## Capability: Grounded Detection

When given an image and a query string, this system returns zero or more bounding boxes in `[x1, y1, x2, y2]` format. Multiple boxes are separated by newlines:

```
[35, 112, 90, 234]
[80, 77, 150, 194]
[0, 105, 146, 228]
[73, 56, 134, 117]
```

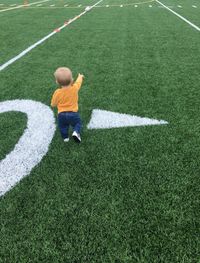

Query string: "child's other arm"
[74, 73, 84, 90]
[51, 91, 58, 107]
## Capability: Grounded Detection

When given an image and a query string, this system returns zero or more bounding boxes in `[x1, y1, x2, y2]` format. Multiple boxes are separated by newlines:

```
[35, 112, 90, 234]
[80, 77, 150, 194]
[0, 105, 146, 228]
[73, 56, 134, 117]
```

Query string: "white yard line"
[0, 0, 103, 72]
[0, 0, 50, 13]
[156, 0, 200, 32]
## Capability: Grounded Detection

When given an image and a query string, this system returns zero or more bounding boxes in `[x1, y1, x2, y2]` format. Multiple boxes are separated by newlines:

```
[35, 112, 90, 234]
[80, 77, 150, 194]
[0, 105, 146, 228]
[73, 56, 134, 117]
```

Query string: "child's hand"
[79, 73, 85, 79]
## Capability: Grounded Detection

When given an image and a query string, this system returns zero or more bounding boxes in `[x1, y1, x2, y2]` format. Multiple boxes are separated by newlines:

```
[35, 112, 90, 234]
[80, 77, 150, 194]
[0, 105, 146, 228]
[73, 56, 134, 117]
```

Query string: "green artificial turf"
[0, 0, 200, 262]
[0, 112, 27, 160]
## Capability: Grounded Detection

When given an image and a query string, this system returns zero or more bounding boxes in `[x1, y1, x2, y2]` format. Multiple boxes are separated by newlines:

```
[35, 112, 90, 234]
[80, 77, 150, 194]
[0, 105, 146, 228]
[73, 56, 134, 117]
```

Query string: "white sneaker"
[64, 138, 69, 142]
[72, 131, 81, 143]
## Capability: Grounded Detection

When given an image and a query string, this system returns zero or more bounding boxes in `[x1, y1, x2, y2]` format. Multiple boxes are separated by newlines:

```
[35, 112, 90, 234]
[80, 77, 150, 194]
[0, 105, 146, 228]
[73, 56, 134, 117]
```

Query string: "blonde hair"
[54, 67, 73, 86]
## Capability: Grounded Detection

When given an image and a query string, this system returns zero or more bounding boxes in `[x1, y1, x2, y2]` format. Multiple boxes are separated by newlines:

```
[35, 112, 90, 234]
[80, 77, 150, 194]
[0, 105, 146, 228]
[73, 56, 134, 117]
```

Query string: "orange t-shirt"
[51, 75, 83, 113]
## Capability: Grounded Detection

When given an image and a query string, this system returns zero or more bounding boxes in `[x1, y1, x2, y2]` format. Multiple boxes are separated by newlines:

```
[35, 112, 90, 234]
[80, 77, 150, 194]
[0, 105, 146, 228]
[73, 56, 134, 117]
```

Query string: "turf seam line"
[0, 0, 103, 72]
[0, 0, 51, 13]
[156, 0, 200, 32]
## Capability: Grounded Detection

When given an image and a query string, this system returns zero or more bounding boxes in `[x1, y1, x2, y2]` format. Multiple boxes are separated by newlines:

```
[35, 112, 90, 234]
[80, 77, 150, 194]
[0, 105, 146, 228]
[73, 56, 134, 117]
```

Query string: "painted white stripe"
[0, 100, 56, 197]
[0, 0, 103, 72]
[10, 4, 17, 6]
[120, 4, 123, 7]
[37, 4, 42, 6]
[0, 31, 56, 71]
[156, 0, 200, 32]
[149, 4, 152, 7]
[0, 0, 50, 13]
[106, 4, 109, 7]
[158, 5, 173, 8]
[135, 5, 138, 7]
[192, 5, 197, 8]
[78, 4, 82, 7]
[177, 5, 182, 8]
[50, 4, 55, 6]
[64, 4, 68, 6]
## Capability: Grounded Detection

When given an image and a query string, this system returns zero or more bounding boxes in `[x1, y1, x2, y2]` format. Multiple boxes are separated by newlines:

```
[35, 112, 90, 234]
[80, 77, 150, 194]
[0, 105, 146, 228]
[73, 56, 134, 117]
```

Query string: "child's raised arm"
[73, 73, 84, 90]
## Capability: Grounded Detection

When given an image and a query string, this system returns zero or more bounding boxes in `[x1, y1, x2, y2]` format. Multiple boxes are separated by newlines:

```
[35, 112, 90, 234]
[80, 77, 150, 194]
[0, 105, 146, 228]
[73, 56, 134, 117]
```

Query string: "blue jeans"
[58, 112, 82, 139]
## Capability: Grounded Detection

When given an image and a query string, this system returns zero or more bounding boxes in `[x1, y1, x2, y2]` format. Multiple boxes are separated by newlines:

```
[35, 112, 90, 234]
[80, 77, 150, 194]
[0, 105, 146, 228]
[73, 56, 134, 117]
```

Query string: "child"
[51, 67, 84, 143]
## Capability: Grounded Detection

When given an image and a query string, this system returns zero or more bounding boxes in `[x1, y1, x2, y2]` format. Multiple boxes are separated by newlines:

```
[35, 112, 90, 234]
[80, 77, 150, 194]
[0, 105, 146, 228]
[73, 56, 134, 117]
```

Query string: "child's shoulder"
[53, 88, 61, 94]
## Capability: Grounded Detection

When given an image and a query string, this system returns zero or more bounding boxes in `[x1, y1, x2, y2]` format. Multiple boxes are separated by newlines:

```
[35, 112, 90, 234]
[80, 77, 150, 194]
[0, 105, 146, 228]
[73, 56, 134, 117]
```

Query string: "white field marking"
[87, 109, 168, 129]
[192, 5, 197, 8]
[0, 0, 103, 72]
[120, 4, 123, 7]
[95, 0, 154, 8]
[10, 4, 17, 6]
[50, 4, 55, 6]
[78, 4, 82, 7]
[156, 0, 200, 32]
[0, 0, 50, 13]
[28, 6, 84, 9]
[64, 4, 68, 6]
[158, 5, 173, 8]
[26, 0, 155, 9]
[149, 4, 152, 7]
[0, 100, 56, 197]
[177, 5, 182, 8]
[37, 4, 42, 6]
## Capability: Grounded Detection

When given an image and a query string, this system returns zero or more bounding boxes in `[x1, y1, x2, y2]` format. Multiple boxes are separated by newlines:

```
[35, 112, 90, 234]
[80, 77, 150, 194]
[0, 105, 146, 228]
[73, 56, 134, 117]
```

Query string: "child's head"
[54, 67, 73, 87]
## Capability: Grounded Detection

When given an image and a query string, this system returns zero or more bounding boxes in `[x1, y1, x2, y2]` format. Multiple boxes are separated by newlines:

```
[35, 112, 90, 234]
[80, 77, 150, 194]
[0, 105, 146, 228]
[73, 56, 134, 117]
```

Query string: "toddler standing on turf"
[51, 67, 84, 143]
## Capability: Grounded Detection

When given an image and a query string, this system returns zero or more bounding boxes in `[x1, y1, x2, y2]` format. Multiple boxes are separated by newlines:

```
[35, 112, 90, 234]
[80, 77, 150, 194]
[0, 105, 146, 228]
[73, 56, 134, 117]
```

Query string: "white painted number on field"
[0, 100, 56, 197]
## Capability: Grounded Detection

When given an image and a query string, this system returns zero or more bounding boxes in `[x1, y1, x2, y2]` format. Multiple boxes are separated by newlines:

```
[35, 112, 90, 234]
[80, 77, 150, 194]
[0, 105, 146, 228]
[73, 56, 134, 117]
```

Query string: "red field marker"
[54, 28, 61, 32]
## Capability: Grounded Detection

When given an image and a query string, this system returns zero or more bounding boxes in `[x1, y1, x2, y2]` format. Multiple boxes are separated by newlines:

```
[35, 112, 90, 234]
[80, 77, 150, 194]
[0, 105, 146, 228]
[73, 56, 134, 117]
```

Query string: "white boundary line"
[156, 0, 200, 32]
[0, 0, 103, 72]
[0, 0, 51, 13]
